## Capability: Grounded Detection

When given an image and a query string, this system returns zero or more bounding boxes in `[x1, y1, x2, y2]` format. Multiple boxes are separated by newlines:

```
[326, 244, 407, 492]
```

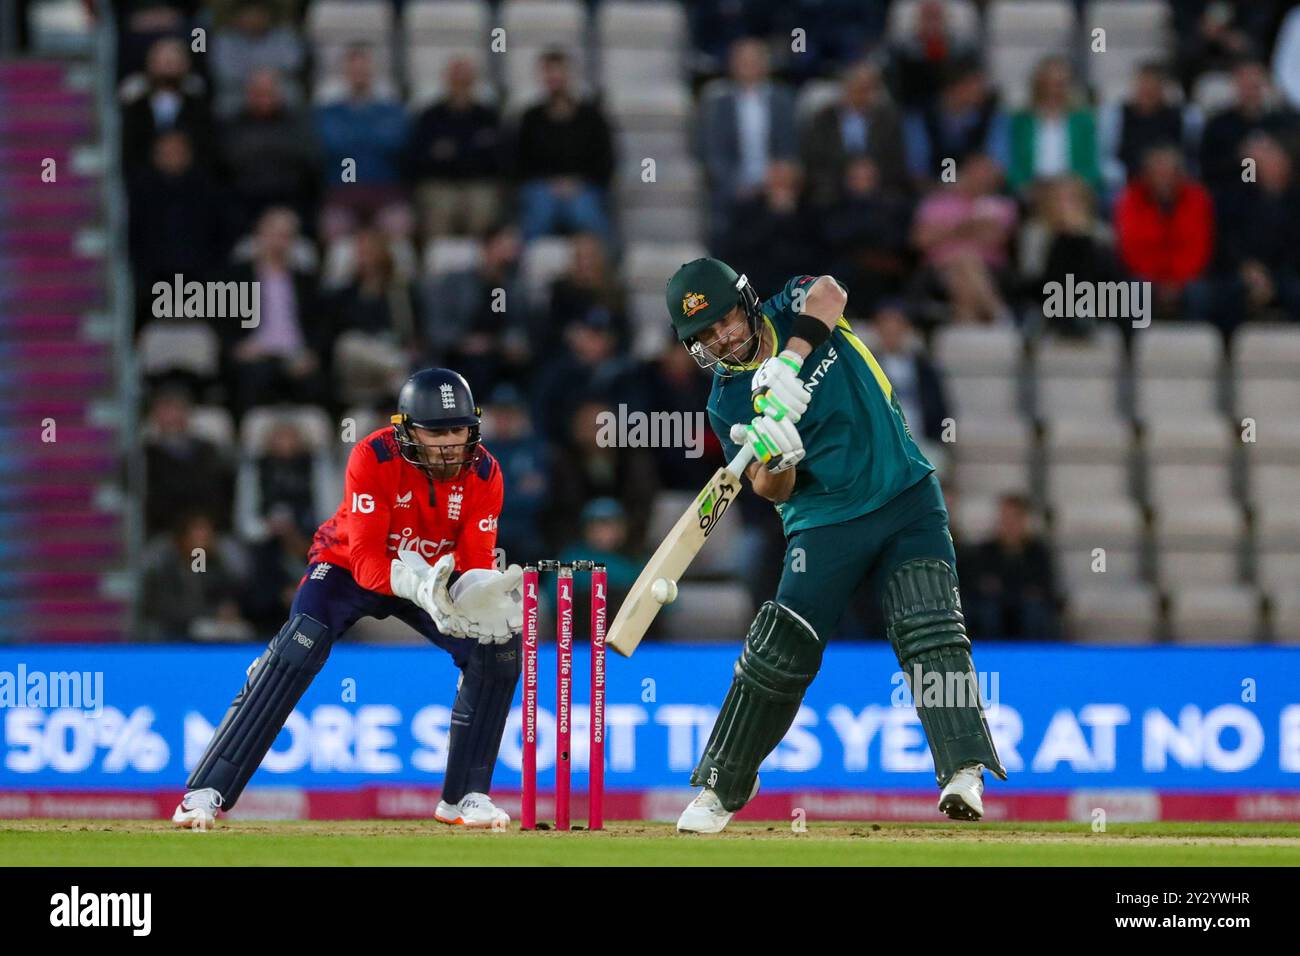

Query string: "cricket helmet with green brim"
[665, 257, 764, 374]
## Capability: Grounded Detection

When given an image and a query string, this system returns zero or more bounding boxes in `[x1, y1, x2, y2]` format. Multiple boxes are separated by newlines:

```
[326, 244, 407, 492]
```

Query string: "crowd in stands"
[120, 0, 1300, 643]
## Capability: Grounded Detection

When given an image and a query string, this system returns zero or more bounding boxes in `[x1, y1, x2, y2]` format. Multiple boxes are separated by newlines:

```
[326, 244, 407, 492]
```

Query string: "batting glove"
[730, 416, 805, 474]
[751, 349, 811, 423]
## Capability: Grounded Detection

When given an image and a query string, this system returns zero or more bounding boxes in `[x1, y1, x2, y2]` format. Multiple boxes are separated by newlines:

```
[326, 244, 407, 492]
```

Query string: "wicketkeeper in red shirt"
[173, 368, 525, 829]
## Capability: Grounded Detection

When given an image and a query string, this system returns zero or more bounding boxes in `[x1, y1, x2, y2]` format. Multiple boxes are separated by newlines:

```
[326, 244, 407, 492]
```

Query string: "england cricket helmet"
[665, 257, 763, 374]
[391, 367, 482, 474]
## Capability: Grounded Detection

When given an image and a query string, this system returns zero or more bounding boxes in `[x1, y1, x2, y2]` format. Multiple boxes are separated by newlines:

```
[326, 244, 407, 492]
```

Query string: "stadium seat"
[947, 373, 1023, 421]
[519, 236, 574, 312]
[1152, 499, 1246, 589]
[986, 0, 1076, 107]
[1191, 70, 1235, 114]
[187, 406, 238, 456]
[659, 581, 753, 641]
[1243, 421, 1300, 508]
[240, 406, 336, 457]
[1066, 583, 1160, 644]
[604, 86, 692, 131]
[951, 419, 1034, 497]
[1132, 322, 1224, 420]
[1269, 589, 1300, 644]
[794, 80, 842, 132]
[1043, 417, 1136, 506]
[1084, 1, 1173, 103]
[333, 332, 410, 407]
[1032, 326, 1125, 423]
[934, 324, 1024, 376]
[887, 1, 982, 46]
[1251, 501, 1300, 591]
[1051, 497, 1146, 590]
[499, 0, 590, 111]
[949, 493, 1000, 543]
[138, 320, 220, 379]
[1233, 324, 1300, 432]
[1166, 585, 1261, 645]
[1143, 416, 1238, 504]
[624, 242, 708, 296]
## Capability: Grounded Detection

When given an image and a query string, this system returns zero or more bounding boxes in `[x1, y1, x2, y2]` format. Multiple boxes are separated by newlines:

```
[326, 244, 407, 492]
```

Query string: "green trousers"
[775, 472, 953, 641]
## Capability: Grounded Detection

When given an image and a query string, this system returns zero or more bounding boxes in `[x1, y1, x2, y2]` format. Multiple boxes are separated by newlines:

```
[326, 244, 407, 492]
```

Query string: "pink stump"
[555, 567, 574, 830]
[521, 565, 539, 830]
[589, 564, 607, 831]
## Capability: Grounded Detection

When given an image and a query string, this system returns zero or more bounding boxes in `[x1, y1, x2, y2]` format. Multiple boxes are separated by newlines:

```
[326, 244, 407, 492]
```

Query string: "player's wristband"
[790, 314, 831, 351]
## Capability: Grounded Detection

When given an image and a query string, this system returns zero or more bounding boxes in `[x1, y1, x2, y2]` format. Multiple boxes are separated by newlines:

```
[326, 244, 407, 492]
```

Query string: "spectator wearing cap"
[964, 494, 1059, 642]
[121, 36, 214, 171]
[314, 44, 409, 227]
[558, 497, 643, 615]
[700, 37, 798, 244]
[511, 49, 616, 244]
[531, 307, 633, 445]
[1006, 56, 1101, 195]
[1114, 145, 1214, 318]
[481, 384, 550, 563]
[405, 56, 504, 240]
[419, 222, 532, 396]
[903, 57, 1010, 186]
[802, 60, 907, 208]
[143, 388, 235, 536]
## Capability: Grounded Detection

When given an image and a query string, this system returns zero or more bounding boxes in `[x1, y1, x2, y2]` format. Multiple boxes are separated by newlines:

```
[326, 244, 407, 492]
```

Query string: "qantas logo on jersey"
[394, 490, 413, 509]
[805, 346, 839, 392]
[387, 527, 455, 559]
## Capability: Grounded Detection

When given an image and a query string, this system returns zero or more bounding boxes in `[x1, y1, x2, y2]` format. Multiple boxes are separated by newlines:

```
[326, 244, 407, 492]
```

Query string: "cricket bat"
[607, 444, 756, 657]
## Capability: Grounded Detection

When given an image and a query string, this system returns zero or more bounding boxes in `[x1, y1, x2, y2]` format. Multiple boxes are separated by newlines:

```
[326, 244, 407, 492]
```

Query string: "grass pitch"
[3, 820, 1300, 866]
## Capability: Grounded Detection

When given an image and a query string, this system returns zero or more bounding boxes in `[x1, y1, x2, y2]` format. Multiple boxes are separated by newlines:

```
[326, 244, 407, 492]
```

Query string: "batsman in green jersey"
[666, 258, 1007, 833]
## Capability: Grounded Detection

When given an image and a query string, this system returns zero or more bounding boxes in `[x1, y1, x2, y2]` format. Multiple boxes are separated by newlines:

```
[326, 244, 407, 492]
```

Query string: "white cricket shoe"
[676, 776, 760, 834]
[172, 787, 222, 829]
[435, 792, 510, 829]
[938, 763, 985, 821]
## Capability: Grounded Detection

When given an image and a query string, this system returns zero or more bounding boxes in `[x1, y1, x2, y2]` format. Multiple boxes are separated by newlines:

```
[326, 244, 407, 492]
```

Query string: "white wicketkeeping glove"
[751, 349, 811, 423]
[731, 416, 805, 474]
[390, 551, 473, 638]
[449, 564, 525, 645]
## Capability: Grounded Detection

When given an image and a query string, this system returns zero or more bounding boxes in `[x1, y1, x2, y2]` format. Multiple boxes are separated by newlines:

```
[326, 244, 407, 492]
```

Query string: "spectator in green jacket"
[1007, 56, 1101, 195]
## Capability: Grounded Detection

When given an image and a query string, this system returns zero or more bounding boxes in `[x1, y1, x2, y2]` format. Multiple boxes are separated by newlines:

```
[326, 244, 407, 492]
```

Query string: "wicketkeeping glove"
[731, 416, 805, 474]
[390, 552, 473, 638]
[448, 564, 525, 645]
[751, 349, 811, 423]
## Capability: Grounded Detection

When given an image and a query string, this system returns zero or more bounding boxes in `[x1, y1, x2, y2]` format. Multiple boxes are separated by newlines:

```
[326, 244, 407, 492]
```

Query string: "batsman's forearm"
[748, 460, 796, 502]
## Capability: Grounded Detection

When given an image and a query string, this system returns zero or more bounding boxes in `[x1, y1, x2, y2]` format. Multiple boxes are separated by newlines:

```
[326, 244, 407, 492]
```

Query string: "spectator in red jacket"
[1114, 144, 1214, 316]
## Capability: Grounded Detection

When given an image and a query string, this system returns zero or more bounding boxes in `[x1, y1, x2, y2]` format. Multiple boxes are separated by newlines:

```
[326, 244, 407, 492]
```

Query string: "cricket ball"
[652, 578, 678, 604]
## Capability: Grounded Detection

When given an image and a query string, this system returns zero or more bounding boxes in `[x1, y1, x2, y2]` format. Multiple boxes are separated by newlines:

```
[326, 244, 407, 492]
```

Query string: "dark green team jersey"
[707, 275, 935, 534]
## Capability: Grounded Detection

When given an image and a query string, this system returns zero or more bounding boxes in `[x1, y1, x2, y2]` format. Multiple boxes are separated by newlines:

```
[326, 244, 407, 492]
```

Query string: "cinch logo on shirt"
[387, 528, 455, 559]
